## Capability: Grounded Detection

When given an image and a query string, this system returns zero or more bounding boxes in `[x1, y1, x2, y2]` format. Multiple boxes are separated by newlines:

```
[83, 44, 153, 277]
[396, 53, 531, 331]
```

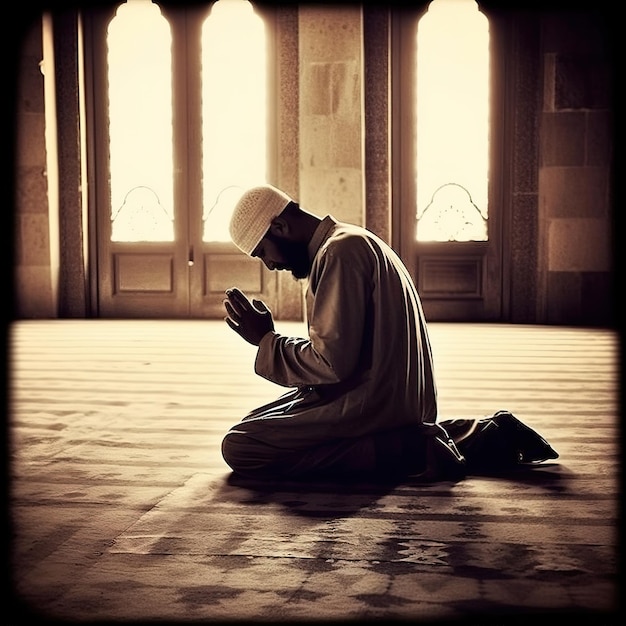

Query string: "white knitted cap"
[229, 184, 293, 255]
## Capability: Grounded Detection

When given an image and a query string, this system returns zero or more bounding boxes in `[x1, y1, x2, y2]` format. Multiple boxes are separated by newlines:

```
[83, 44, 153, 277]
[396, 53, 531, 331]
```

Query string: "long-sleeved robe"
[222, 216, 438, 477]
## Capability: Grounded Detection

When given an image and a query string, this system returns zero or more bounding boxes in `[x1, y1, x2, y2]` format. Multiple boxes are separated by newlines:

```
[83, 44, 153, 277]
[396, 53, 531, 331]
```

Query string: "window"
[201, 0, 268, 241]
[107, 0, 174, 242]
[105, 0, 268, 243]
[415, 0, 489, 242]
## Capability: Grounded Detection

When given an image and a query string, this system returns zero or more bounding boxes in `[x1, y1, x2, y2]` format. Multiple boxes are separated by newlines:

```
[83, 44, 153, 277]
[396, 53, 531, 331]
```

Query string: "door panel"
[416, 241, 501, 321]
[189, 243, 278, 318]
[98, 242, 189, 318]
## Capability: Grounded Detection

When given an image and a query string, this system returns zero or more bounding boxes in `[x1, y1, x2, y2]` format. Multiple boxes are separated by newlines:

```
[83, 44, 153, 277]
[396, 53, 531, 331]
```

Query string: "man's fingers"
[252, 299, 271, 315]
[225, 288, 251, 314]
[224, 316, 241, 334]
[226, 287, 248, 304]
[223, 299, 240, 321]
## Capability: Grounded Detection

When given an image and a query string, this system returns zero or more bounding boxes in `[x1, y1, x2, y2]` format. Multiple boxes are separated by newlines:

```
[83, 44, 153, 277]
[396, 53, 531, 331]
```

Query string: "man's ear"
[268, 216, 289, 238]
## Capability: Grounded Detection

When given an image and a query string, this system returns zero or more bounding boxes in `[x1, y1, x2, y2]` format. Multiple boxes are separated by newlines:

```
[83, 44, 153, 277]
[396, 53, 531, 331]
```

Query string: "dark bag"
[458, 410, 559, 472]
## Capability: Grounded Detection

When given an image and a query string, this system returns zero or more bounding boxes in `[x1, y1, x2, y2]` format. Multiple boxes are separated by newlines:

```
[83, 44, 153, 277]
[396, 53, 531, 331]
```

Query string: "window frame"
[390, 3, 511, 321]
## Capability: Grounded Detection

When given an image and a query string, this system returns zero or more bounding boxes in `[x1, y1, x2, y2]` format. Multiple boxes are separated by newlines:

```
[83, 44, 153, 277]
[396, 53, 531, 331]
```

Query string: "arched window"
[415, 0, 489, 242]
[92, 0, 279, 318]
[201, 0, 268, 241]
[107, 0, 174, 241]
[105, 0, 268, 243]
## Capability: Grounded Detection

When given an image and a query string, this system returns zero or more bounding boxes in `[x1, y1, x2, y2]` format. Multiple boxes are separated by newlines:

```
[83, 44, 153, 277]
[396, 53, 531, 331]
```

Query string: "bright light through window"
[107, 0, 174, 242]
[202, 0, 267, 242]
[416, 0, 489, 242]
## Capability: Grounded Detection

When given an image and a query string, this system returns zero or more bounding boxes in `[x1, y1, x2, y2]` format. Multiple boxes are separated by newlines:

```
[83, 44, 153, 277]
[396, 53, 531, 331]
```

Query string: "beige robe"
[234, 216, 438, 456]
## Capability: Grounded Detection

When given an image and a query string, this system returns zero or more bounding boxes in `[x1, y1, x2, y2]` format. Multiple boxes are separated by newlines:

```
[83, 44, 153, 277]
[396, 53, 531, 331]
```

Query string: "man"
[221, 184, 558, 481]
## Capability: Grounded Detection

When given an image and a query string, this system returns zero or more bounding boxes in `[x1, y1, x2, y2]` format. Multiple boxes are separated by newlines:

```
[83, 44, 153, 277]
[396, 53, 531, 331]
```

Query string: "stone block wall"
[14, 17, 58, 318]
[538, 11, 613, 325]
[298, 5, 363, 226]
[12, 5, 614, 325]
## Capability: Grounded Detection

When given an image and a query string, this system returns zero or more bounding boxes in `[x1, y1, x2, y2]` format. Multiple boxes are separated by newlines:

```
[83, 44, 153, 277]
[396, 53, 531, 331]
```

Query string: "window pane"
[201, 0, 267, 242]
[416, 0, 489, 242]
[107, 0, 174, 242]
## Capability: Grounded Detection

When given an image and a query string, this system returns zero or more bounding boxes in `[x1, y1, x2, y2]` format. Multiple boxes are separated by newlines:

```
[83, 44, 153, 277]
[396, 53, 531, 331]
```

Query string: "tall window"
[107, 0, 174, 242]
[105, 0, 268, 243]
[201, 0, 268, 241]
[416, 0, 489, 242]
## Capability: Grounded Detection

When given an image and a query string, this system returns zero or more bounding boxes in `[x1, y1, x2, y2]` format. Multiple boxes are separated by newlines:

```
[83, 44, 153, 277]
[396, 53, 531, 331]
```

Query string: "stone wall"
[12, 5, 615, 325]
[14, 17, 57, 318]
[298, 5, 363, 226]
[538, 11, 613, 325]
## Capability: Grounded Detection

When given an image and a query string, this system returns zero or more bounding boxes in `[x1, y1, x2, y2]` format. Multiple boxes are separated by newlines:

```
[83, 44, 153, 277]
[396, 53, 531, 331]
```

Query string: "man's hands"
[223, 287, 275, 346]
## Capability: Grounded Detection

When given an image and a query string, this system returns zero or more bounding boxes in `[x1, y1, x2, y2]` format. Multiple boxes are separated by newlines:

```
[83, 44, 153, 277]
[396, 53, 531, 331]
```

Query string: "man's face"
[251, 232, 310, 280]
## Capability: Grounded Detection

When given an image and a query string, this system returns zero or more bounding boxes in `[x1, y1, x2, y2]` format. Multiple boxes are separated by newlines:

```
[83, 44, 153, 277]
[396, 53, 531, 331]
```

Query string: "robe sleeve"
[254, 237, 373, 388]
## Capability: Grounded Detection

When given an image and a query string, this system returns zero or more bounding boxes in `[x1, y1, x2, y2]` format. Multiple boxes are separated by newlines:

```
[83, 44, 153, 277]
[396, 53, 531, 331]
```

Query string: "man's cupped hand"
[223, 287, 275, 346]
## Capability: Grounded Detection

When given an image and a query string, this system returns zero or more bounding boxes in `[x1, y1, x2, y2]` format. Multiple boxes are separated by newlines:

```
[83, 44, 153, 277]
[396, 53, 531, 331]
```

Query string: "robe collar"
[307, 215, 338, 264]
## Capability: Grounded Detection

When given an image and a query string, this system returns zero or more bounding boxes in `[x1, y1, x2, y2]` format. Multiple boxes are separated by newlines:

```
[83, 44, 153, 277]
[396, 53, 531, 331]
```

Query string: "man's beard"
[272, 236, 310, 280]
